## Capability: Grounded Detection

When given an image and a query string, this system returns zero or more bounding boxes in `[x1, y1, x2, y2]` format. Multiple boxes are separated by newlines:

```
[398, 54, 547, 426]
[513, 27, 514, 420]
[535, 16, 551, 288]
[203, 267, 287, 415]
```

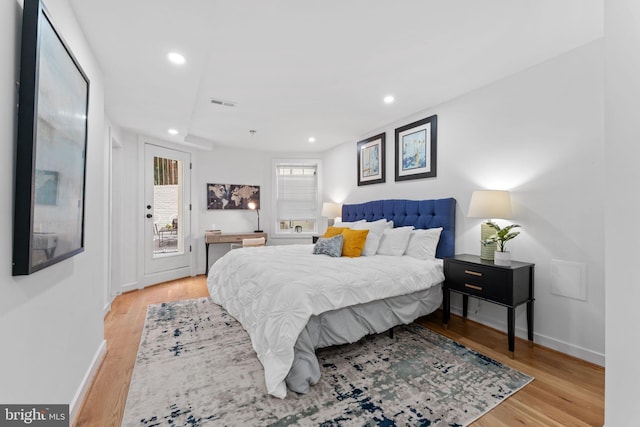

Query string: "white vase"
[494, 251, 511, 266]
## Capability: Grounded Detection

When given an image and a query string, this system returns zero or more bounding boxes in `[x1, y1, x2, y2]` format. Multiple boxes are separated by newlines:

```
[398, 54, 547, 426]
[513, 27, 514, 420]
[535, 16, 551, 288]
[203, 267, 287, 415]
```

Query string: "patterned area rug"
[122, 298, 532, 427]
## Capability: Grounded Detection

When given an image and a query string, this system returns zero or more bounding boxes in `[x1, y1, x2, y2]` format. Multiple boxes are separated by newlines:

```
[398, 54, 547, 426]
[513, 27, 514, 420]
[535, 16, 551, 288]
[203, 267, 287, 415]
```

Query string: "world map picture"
[207, 183, 260, 210]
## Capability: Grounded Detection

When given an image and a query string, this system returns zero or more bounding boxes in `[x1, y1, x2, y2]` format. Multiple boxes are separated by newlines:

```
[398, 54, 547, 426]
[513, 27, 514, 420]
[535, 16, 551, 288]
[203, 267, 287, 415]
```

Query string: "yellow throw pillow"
[341, 228, 369, 257]
[323, 226, 348, 238]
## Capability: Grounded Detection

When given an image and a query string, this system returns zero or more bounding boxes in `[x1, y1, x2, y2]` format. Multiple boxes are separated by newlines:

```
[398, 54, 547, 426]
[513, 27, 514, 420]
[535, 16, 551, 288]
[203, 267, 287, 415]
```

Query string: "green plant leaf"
[485, 221, 500, 231]
[480, 223, 521, 251]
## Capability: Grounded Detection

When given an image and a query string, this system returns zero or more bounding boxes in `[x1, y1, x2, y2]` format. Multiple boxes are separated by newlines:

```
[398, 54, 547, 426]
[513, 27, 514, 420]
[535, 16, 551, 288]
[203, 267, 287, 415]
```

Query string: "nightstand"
[443, 254, 535, 358]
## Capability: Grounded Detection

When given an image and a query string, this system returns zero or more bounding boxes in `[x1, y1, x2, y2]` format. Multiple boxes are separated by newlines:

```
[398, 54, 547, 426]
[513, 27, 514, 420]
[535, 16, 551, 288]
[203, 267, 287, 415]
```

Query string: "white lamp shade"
[321, 202, 341, 218]
[467, 190, 512, 219]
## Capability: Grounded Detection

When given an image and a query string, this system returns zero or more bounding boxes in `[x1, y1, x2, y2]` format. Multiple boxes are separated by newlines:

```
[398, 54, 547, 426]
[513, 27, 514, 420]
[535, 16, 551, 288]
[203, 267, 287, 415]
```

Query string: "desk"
[205, 231, 268, 275]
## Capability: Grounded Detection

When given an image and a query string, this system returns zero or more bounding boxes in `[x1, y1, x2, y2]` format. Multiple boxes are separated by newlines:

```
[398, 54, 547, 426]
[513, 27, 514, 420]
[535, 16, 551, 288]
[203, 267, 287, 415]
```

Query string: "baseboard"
[449, 305, 605, 367]
[532, 331, 605, 366]
[103, 301, 112, 318]
[69, 339, 107, 426]
[119, 281, 140, 294]
[140, 267, 191, 288]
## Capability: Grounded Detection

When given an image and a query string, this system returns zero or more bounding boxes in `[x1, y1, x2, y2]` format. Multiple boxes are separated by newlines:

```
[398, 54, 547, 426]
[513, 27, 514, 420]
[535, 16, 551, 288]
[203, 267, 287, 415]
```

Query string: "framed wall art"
[357, 133, 385, 186]
[13, 0, 90, 275]
[207, 183, 260, 209]
[394, 115, 437, 182]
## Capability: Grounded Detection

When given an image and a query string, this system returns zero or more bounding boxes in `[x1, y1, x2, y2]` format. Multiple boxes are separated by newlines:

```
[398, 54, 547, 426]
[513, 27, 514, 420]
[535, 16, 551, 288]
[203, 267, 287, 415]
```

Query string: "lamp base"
[480, 222, 496, 260]
[254, 230, 263, 233]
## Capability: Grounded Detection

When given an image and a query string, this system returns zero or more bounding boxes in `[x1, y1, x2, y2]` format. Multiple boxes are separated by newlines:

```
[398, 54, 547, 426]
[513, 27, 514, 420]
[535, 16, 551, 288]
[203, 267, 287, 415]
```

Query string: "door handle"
[146, 213, 153, 219]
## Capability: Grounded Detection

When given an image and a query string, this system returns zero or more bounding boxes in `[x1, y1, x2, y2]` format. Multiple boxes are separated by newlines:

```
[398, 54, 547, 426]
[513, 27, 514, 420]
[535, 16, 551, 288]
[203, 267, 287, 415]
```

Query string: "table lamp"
[467, 190, 512, 260]
[247, 201, 262, 232]
[321, 202, 341, 226]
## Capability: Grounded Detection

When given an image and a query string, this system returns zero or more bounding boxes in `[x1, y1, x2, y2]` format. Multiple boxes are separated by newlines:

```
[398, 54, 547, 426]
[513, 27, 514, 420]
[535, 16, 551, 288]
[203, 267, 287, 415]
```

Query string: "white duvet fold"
[206, 243, 444, 398]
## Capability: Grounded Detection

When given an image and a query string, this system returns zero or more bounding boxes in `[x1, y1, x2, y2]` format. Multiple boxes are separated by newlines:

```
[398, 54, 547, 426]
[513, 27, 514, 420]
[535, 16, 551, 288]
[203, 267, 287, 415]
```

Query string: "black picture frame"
[357, 133, 386, 186]
[13, 0, 90, 275]
[206, 183, 260, 209]
[394, 115, 437, 182]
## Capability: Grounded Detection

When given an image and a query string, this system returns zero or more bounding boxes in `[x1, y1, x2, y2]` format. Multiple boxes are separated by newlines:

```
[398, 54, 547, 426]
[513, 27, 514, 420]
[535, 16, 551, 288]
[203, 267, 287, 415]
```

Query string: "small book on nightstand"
[206, 229, 221, 233]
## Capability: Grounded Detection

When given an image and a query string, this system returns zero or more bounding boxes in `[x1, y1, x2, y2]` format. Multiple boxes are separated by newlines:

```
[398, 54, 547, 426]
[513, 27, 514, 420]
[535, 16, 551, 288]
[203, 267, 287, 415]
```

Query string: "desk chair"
[230, 237, 266, 250]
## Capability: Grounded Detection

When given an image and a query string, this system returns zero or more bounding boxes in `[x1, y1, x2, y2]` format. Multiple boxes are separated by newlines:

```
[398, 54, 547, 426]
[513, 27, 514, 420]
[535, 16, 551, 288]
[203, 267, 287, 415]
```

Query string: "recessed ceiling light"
[308, 137, 316, 143]
[168, 128, 179, 135]
[384, 95, 395, 104]
[167, 52, 186, 65]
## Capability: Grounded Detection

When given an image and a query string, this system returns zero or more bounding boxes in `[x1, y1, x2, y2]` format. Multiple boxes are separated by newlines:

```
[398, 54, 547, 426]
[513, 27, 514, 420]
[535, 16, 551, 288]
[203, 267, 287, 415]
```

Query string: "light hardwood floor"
[74, 276, 604, 427]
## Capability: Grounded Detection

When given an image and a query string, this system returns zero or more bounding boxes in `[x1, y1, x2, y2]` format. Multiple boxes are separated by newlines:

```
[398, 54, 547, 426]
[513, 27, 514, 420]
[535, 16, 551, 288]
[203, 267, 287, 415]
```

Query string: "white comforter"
[207, 244, 444, 398]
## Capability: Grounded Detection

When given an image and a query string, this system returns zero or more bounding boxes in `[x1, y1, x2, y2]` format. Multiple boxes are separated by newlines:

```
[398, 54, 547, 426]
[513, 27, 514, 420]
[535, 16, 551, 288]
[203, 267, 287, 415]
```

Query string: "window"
[275, 161, 319, 234]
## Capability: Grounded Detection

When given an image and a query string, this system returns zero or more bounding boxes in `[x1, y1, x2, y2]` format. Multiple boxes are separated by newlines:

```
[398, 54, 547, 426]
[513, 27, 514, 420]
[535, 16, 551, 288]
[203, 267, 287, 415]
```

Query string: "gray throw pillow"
[312, 234, 344, 257]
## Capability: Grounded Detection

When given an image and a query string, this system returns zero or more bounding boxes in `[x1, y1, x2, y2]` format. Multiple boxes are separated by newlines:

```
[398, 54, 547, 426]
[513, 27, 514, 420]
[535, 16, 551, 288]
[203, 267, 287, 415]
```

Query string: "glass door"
[144, 144, 191, 275]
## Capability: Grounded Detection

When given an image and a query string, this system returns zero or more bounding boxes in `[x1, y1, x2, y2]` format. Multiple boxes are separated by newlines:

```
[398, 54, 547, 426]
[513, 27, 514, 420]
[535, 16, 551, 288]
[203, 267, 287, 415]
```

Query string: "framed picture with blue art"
[394, 115, 437, 182]
[357, 133, 385, 186]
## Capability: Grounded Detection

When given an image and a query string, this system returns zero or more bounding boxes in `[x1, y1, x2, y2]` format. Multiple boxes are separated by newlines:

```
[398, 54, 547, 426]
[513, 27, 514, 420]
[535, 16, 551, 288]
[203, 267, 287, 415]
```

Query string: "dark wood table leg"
[462, 294, 469, 319]
[527, 266, 535, 347]
[527, 299, 534, 347]
[508, 307, 515, 358]
[443, 286, 450, 328]
[205, 243, 210, 276]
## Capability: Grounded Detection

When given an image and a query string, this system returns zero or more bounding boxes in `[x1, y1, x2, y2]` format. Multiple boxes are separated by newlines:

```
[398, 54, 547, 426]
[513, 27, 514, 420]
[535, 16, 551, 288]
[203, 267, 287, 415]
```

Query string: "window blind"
[276, 164, 317, 220]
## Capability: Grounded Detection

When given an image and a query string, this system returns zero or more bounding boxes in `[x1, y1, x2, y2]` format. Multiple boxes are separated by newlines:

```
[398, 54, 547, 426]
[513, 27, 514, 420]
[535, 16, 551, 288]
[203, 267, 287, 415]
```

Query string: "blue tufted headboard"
[341, 198, 456, 259]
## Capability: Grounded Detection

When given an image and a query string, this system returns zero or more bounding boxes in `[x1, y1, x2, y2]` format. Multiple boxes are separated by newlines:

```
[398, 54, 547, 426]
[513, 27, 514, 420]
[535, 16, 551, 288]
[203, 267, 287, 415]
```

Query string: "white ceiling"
[68, 0, 603, 152]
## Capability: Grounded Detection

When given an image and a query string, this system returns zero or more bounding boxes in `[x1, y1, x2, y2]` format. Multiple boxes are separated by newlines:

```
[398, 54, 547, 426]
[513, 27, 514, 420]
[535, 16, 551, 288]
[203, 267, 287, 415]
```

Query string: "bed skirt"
[286, 284, 443, 394]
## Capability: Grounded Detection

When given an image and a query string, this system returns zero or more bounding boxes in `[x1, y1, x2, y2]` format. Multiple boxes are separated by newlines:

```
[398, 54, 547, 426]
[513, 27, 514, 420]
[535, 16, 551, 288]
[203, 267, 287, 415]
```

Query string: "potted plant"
[482, 221, 521, 265]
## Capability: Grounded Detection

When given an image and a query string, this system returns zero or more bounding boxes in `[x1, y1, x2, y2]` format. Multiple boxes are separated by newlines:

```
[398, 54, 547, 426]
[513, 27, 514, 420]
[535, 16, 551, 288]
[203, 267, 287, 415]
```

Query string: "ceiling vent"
[210, 98, 236, 107]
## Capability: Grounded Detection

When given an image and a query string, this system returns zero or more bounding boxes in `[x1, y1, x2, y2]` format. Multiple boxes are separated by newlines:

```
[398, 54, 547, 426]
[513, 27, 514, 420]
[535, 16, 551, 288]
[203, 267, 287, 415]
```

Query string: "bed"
[207, 198, 456, 398]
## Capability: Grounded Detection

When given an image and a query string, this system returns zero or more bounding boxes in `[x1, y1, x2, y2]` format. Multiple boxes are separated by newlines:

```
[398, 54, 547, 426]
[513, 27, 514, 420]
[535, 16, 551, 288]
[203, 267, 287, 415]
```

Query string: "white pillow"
[332, 219, 366, 228]
[376, 226, 414, 256]
[353, 219, 388, 256]
[385, 220, 394, 229]
[405, 228, 443, 260]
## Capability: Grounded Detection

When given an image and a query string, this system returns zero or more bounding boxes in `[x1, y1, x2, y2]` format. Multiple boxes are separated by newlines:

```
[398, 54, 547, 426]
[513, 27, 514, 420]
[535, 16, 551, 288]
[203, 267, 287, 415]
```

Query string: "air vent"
[210, 97, 236, 107]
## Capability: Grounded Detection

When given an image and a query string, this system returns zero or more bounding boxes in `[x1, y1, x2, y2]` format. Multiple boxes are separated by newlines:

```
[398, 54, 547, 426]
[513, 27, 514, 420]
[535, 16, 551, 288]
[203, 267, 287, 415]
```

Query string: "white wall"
[194, 146, 271, 273]
[116, 130, 139, 289]
[108, 121, 124, 306]
[0, 0, 107, 418]
[604, 0, 640, 424]
[324, 40, 605, 365]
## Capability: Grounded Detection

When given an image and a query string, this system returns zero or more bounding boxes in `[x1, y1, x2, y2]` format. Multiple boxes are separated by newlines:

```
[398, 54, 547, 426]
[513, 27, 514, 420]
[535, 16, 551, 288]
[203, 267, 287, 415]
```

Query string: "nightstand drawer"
[446, 262, 509, 302]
